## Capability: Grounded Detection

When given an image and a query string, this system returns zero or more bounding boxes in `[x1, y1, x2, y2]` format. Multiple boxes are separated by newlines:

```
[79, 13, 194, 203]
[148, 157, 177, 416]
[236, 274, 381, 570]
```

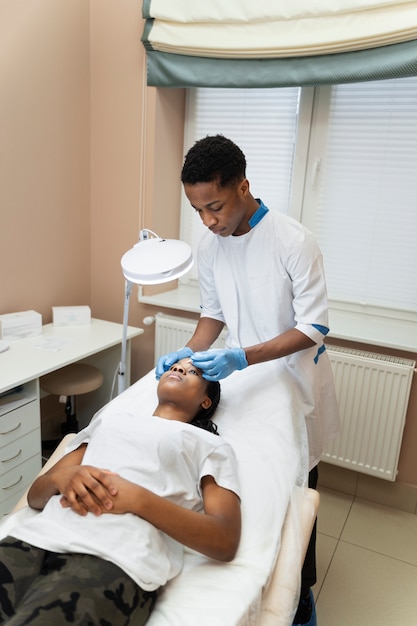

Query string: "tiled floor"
[314, 487, 417, 625]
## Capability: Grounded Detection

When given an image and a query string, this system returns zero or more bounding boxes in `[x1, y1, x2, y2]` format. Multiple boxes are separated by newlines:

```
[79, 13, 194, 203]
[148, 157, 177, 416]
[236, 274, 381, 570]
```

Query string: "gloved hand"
[191, 348, 248, 381]
[155, 347, 193, 380]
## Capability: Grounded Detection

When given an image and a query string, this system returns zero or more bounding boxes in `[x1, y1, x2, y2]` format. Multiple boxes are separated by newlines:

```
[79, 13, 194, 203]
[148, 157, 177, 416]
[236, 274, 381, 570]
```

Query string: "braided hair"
[191, 380, 221, 436]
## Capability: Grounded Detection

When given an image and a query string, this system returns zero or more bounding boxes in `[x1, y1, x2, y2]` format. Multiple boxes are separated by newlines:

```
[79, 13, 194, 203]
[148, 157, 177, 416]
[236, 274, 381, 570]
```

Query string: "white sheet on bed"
[0, 361, 308, 626]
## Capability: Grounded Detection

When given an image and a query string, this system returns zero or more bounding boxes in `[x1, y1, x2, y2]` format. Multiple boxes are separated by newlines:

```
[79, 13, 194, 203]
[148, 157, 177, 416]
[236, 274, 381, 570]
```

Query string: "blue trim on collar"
[248, 200, 269, 228]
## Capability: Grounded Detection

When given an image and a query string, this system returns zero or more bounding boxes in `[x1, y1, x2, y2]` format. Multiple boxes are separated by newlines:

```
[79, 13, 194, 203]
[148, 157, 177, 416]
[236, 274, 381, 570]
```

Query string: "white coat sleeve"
[286, 226, 330, 345]
[197, 232, 226, 324]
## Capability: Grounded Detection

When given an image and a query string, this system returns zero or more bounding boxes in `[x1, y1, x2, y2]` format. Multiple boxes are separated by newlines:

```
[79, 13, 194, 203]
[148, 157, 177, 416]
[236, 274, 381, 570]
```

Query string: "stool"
[41, 363, 104, 436]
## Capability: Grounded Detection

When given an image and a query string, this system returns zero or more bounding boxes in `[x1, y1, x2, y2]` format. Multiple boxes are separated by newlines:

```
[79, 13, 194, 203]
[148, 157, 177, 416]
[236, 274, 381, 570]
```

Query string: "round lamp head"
[121, 237, 193, 285]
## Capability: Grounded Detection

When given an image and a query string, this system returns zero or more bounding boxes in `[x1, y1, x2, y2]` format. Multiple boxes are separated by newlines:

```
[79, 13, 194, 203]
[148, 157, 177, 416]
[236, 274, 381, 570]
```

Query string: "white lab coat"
[197, 206, 339, 469]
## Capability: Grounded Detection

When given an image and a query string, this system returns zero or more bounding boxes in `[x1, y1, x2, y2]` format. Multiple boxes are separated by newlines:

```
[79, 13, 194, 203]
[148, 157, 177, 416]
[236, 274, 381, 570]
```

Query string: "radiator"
[154, 314, 415, 481]
[324, 345, 415, 481]
[154, 313, 226, 361]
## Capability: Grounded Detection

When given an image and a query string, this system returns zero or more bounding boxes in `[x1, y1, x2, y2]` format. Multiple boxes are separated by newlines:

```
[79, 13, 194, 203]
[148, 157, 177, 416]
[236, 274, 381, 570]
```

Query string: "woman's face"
[157, 359, 212, 417]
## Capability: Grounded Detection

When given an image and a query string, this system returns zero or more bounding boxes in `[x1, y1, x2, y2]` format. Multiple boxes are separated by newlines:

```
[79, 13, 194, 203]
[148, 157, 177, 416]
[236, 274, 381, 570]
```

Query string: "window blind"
[181, 80, 417, 318]
[143, 0, 417, 57]
[310, 77, 417, 312]
[142, 0, 417, 87]
[180, 87, 300, 281]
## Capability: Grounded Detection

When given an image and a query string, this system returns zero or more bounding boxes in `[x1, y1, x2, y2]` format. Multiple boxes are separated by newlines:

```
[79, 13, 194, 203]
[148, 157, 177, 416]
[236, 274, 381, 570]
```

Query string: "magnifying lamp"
[118, 229, 193, 394]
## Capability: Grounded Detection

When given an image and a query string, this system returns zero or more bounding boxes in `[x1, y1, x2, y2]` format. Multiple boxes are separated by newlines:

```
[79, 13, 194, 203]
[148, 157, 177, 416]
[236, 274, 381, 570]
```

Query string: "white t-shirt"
[10, 412, 240, 591]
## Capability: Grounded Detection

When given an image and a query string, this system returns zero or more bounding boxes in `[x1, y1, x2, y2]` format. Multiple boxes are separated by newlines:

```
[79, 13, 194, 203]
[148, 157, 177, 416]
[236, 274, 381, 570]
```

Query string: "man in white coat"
[156, 135, 339, 626]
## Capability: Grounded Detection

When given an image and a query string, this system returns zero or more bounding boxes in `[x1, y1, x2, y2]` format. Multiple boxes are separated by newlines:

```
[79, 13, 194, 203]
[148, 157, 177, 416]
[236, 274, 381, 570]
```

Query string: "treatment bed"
[1, 361, 319, 626]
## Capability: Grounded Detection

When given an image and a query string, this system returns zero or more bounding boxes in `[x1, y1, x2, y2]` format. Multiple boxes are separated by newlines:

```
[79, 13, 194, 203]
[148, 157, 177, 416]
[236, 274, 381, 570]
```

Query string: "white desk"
[0, 319, 143, 515]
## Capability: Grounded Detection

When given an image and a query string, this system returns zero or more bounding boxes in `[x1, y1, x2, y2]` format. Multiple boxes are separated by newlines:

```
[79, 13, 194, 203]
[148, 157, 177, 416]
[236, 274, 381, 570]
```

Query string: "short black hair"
[191, 380, 221, 436]
[181, 135, 246, 188]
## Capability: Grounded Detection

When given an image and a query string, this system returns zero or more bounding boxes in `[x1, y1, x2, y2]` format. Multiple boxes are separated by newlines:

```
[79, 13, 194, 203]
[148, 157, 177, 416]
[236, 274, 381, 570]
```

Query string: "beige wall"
[0, 0, 90, 317]
[89, 0, 145, 378]
[89, 0, 186, 380]
[0, 0, 185, 382]
[1, 0, 416, 488]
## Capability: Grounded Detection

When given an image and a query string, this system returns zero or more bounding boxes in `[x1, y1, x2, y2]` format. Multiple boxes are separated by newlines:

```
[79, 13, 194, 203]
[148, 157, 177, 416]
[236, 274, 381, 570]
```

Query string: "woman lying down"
[0, 359, 241, 625]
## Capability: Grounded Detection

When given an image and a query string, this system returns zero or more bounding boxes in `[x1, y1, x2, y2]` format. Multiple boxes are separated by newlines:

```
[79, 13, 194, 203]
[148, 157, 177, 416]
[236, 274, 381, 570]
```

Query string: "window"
[303, 80, 417, 314]
[180, 87, 301, 282]
[175, 79, 417, 349]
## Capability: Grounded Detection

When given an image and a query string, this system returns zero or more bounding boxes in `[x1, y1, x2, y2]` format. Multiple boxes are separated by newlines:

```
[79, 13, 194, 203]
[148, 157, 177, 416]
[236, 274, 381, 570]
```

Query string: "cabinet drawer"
[0, 487, 27, 518]
[0, 455, 42, 511]
[0, 430, 41, 476]
[0, 401, 39, 448]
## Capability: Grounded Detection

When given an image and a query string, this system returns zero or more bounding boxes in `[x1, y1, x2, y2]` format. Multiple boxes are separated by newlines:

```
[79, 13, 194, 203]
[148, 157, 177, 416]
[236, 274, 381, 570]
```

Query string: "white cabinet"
[0, 381, 42, 517]
[0, 320, 143, 519]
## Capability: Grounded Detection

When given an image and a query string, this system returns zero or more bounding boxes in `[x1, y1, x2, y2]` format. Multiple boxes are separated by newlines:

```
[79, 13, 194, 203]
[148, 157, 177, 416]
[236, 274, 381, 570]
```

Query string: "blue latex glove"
[155, 347, 193, 380]
[191, 348, 248, 381]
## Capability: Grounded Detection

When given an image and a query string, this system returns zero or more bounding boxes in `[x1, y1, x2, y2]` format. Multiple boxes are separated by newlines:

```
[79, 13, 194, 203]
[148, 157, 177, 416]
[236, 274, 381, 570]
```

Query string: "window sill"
[328, 303, 417, 354]
[139, 283, 201, 314]
[139, 285, 417, 354]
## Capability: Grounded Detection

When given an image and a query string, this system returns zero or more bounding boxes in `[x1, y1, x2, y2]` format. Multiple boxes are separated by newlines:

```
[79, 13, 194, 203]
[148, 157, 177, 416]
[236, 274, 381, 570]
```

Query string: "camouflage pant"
[0, 537, 157, 625]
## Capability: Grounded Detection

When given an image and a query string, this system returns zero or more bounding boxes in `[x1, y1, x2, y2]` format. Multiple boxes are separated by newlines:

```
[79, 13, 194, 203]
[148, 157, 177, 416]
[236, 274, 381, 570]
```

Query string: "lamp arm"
[118, 280, 133, 394]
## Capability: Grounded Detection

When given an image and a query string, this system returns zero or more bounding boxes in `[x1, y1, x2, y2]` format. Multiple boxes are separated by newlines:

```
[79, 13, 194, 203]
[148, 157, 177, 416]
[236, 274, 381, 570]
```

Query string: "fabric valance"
[141, 0, 417, 87]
